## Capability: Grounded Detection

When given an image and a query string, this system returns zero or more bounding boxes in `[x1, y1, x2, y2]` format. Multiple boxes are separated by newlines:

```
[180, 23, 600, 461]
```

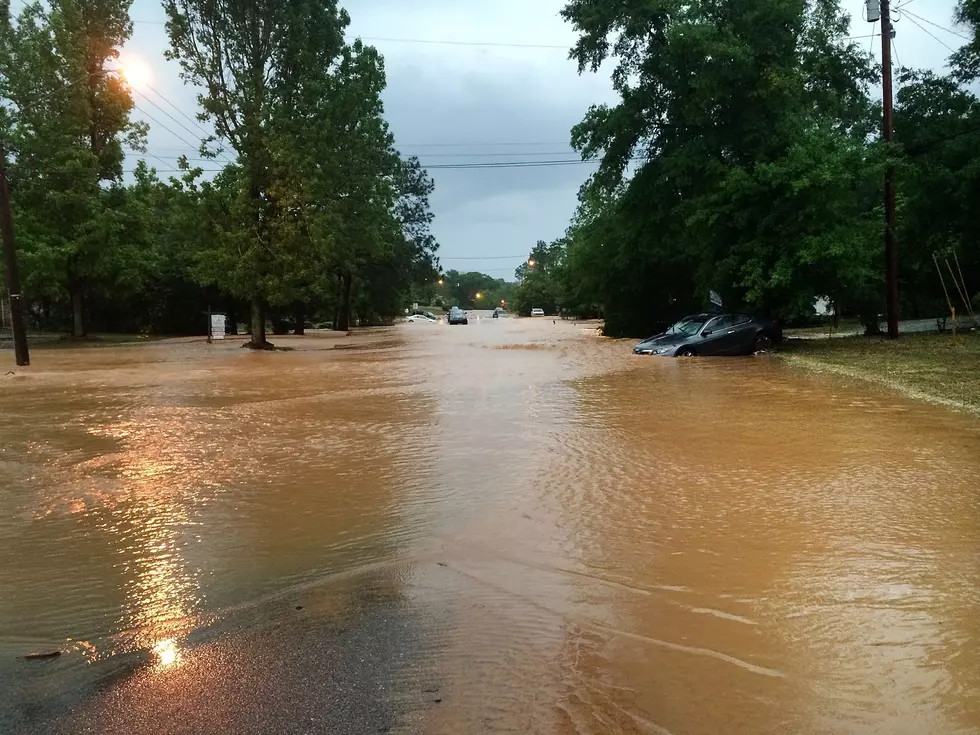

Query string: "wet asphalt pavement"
[5, 567, 441, 734]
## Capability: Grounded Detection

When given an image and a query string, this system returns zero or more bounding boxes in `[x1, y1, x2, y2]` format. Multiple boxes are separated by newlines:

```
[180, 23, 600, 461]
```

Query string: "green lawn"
[783, 319, 863, 338]
[6, 332, 167, 348]
[781, 331, 980, 414]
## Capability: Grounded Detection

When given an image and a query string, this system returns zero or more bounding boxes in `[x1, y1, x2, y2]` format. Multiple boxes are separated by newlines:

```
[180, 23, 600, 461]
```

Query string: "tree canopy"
[1, 0, 438, 343]
[518, 0, 979, 336]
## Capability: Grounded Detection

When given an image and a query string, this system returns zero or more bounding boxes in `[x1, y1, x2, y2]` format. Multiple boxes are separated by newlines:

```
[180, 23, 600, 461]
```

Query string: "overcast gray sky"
[115, 0, 968, 280]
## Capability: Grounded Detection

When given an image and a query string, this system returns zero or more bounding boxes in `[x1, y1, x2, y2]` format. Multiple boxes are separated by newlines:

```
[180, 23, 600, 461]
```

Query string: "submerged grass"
[781, 331, 980, 414]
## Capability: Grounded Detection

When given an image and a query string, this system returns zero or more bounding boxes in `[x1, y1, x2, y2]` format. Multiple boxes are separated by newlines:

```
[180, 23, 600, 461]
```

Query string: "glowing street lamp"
[438, 279, 444, 286]
[475, 292, 483, 300]
[527, 259, 536, 267]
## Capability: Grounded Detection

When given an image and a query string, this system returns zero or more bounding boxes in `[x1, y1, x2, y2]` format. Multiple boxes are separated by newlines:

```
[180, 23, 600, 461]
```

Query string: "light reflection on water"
[1, 322, 980, 734]
[152, 638, 180, 668]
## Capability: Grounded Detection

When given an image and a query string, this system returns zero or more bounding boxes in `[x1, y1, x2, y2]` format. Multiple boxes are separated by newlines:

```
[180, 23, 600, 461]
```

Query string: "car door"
[697, 316, 734, 355]
[702, 314, 739, 355]
[727, 314, 759, 354]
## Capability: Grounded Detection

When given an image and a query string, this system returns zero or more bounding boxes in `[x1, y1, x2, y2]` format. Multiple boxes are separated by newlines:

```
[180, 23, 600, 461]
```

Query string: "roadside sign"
[210, 313, 226, 340]
[709, 290, 723, 309]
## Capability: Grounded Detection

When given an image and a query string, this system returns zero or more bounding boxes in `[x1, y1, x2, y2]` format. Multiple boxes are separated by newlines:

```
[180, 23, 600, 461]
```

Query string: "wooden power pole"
[880, 0, 900, 339]
[0, 144, 31, 366]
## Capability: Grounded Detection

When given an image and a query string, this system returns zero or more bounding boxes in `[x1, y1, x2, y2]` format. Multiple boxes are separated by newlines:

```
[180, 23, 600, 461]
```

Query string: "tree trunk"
[336, 272, 353, 332]
[270, 309, 290, 335]
[70, 283, 86, 338]
[861, 310, 882, 335]
[248, 296, 271, 349]
[293, 303, 305, 335]
[226, 304, 238, 335]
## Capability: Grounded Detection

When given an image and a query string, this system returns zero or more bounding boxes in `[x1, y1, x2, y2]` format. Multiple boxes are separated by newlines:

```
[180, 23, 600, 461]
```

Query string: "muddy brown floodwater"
[2, 316, 980, 734]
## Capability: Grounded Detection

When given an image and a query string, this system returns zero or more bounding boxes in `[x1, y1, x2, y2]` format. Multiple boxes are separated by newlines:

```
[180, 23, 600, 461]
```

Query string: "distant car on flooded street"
[530, 308, 545, 317]
[633, 313, 782, 357]
[448, 306, 469, 325]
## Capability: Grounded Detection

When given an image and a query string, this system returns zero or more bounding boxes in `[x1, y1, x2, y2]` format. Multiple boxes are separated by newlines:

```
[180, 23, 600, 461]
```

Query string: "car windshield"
[666, 318, 707, 336]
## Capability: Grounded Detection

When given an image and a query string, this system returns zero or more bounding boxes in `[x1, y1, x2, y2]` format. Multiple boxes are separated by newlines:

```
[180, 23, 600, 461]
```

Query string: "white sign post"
[210, 313, 226, 340]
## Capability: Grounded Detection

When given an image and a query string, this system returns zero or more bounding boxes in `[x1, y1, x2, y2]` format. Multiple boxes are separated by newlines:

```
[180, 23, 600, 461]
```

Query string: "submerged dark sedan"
[633, 313, 782, 357]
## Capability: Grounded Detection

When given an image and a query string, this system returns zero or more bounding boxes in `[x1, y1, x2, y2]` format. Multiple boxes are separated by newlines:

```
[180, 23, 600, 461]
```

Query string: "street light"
[475, 292, 483, 300]
[438, 279, 444, 286]
[527, 259, 536, 267]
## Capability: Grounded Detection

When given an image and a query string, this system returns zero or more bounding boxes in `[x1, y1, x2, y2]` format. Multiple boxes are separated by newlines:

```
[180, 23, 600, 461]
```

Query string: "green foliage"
[1, 0, 437, 340]
[553, 0, 977, 336]
[894, 69, 980, 317]
[437, 270, 511, 310]
[512, 240, 563, 316]
[3, 0, 146, 337]
[953, 0, 980, 80]
[162, 2, 438, 338]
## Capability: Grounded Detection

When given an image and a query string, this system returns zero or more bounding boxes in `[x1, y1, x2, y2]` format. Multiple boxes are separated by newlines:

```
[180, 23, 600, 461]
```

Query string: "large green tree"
[3, 0, 146, 337]
[954, 0, 980, 80]
[558, 0, 878, 336]
[894, 69, 980, 317]
[513, 240, 564, 316]
[162, 0, 351, 347]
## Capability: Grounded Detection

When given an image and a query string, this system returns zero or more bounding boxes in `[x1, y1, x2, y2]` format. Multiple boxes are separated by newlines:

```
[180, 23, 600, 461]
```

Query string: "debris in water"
[22, 651, 61, 660]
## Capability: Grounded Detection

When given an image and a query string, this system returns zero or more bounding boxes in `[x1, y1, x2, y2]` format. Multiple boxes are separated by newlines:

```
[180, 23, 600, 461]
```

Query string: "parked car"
[448, 306, 468, 325]
[530, 308, 545, 317]
[633, 313, 782, 357]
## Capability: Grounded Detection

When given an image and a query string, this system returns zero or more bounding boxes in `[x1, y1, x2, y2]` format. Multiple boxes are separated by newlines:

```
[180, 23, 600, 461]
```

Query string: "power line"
[906, 123, 980, 155]
[121, 157, 601, 174]
[132, 89, 204, 146]
[121, 157, 602, 173]
[131, 101, 204, 151]
[128, 19, 879, 49]
[134, 140, 572, 151]
[899, 8, 971, 41]
[427, 159, 602, 169]
[137, 153, 219, 163]
[398, 141, 570, 148]
[142, 150, 180, 172]
[901, 13, 956, 52]
[440, 255, 527, 260]
[131, 87, 236, 164]
[376, 150, 579, 158]
[128, 124, 980, 171]
[357, 35, 571, 50]
[126, 19, 576, 48]
[144, 83, 213, 137]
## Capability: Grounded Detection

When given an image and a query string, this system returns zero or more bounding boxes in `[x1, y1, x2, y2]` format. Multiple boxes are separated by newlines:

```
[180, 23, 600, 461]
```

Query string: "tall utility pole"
[0, 144, 30, 366]
[880, 0, 900, 339]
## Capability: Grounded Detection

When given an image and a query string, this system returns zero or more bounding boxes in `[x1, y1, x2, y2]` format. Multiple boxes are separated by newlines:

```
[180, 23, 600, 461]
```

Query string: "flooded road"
[2, 316, 980, 734]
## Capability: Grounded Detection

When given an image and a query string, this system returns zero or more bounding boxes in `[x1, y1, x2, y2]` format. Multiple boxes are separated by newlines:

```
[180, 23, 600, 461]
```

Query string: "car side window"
[702, 317, 721, 333]
[705, 316, 733, 332]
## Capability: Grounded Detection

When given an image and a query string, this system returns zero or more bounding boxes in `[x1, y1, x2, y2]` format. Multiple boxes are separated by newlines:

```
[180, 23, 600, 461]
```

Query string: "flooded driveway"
[2, 317, 979, 734]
